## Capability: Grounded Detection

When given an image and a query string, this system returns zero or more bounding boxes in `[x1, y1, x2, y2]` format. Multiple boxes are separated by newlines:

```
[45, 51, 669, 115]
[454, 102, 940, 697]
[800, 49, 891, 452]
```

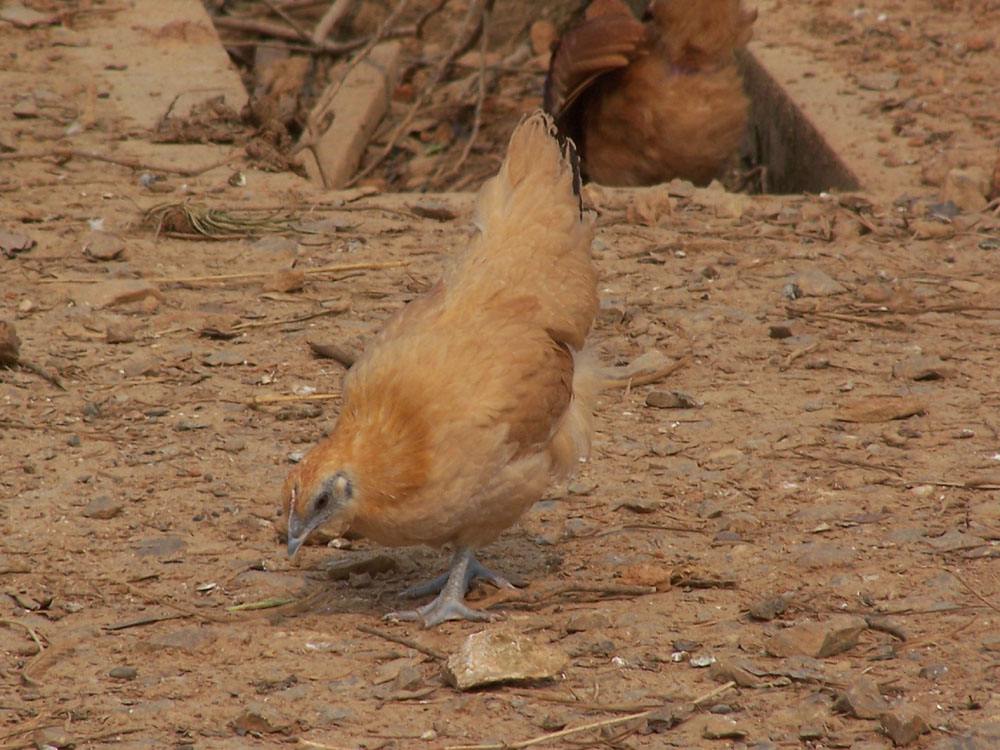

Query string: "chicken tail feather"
[543, 8, 647, 122]
[476, 110, 587, 229]
[467, 109, 598, 353]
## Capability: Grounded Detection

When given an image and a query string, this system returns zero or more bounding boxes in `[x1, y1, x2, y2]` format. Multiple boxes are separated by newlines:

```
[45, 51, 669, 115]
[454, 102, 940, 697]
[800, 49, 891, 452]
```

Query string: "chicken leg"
[386, 547, 514, 627]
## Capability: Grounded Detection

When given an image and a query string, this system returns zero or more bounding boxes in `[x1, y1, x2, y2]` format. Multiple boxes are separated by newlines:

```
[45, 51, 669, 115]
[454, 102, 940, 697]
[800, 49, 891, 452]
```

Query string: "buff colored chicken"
[545, 0, 757, 186]
[281, 111, 599, 627]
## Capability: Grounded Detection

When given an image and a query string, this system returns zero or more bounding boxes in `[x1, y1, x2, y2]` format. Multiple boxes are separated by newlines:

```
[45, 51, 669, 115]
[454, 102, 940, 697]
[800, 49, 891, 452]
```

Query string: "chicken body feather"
[282, 112, 599, 624]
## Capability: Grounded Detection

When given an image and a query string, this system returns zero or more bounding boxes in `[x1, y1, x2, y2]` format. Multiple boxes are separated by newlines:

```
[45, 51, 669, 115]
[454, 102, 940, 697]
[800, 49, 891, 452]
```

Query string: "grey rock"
[275, 403, 323, 421]
[203, 350, 246, 367]
[766, 615, 867, 658]
[565, 612, 610, 633]
[748, 595, 788, 621]
[120, 352, 160, 378]
[789, 268, 846, 297]
[82, 495, 122, 519]
[833, 676, 890, 719]
[83, 231, 126, 261]
[918, 662, 949, 681]
[314, 705, 354, 725]
[134, 535, 187, 558]
[645, 390, 701, 409]
[701, 715, 749, 739]
[857, 72, 900, 91]
[881, 707, 930, 746]
[232, 701, 292, 735]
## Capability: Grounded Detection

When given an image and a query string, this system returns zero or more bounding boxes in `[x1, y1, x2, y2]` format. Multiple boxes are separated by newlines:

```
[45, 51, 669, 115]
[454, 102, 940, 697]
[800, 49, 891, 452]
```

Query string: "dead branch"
[44, 260, 407, 285]
[308, 340, 357, 367]
[0, 148, 239, 177]
[445, 682, 736, 750]
[414, 0, 448, 38]
[214, 14, 367, 54]
[260, 0, 314, 43]
[312, 0, 356, 44]
[432, 4, 490, 188]
[249, 392, 340, 407]
[356, 624, 446, 661]
[944, 567, 1000, 614]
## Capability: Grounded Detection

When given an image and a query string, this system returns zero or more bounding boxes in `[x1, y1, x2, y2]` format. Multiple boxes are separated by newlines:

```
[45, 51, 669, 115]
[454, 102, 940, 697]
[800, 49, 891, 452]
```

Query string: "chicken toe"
[385, 596, 496, 628]
[400, 549, 515, 599]
[386, 547, 508, 627]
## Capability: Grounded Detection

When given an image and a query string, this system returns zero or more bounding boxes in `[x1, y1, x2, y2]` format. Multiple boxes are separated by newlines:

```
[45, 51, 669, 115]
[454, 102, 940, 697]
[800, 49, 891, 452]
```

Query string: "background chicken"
[544, 0, 757, 187]
[282, 111, 599, 627]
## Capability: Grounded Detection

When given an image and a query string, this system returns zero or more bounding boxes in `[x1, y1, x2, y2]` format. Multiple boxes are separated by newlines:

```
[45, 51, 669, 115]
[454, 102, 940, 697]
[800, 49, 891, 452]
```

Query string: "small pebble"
[918, 662, 948, 681]
[109, 666, 138, 680]
[82, 495, 123, 520]
[690, 654, 716, 668]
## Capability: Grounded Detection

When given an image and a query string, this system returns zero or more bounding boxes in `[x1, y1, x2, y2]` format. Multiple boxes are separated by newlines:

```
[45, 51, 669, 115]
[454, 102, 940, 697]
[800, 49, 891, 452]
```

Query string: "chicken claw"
[400, 548, 514, 599]
[386, 547, 511, 627]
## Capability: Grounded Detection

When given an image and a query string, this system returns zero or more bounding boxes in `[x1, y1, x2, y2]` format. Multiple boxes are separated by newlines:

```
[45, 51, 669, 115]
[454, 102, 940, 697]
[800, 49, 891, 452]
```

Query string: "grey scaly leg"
[385, 547, 513, 627]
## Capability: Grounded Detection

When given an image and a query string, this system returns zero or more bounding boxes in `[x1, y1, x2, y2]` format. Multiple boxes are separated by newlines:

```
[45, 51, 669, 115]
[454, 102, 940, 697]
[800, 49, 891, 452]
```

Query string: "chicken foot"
[386, 547, 513, 627]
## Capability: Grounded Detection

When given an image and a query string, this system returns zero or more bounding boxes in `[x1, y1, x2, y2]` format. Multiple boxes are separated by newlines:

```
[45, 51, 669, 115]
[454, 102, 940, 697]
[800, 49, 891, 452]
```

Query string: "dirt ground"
[2, 1, 999, 749]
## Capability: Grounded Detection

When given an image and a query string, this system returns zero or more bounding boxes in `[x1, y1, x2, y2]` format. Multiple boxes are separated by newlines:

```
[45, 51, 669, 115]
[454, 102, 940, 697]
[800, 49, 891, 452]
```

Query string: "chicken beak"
[286, 511, 307, 558]
[287, 534, 305, 558]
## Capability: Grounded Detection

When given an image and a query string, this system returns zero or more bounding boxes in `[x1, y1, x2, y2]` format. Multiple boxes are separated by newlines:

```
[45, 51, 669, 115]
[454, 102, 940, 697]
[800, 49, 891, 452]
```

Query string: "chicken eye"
[314, 491, 331, 512]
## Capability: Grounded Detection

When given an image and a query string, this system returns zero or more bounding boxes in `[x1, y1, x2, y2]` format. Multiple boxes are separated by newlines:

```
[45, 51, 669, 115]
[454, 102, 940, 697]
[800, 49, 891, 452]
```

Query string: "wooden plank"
[299, 42, 403, 189]
[741, 43, 920, 196]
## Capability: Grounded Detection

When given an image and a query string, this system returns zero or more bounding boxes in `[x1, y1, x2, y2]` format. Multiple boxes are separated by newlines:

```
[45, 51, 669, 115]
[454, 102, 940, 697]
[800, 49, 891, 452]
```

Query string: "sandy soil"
[1, 2, 999, 749]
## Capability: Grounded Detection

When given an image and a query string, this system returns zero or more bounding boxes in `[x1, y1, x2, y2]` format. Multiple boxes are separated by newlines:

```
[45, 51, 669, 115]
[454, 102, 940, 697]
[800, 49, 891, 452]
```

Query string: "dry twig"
[414, 0, 448, 37]
[0, 727, 142, 750]
[231, 305, 349, 331]
[0, 147, 237, 177]
[44, 260, 406, 286]
[249, 392, 340, 407]
[308, 340, 358, 367]
[0, 620, 44, 656]
[312, 0, 356, 44]
[213, 14, 381, 54]
[782, 341, 820, 370]
[507, 690, 661, 713]
[476, 583, 659, 613]
[260, 0, 314, 43]
[432, 3, 490, 188]
[356, 624, 446, 661]
[944, 568, 1000, 614]
[446, 682, 737, 750]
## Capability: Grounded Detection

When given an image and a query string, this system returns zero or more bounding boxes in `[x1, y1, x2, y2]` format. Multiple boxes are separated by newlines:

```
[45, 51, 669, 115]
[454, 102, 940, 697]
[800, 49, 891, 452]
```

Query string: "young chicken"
[544, 0, 757, 186]
[282, 111, 599, 627]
